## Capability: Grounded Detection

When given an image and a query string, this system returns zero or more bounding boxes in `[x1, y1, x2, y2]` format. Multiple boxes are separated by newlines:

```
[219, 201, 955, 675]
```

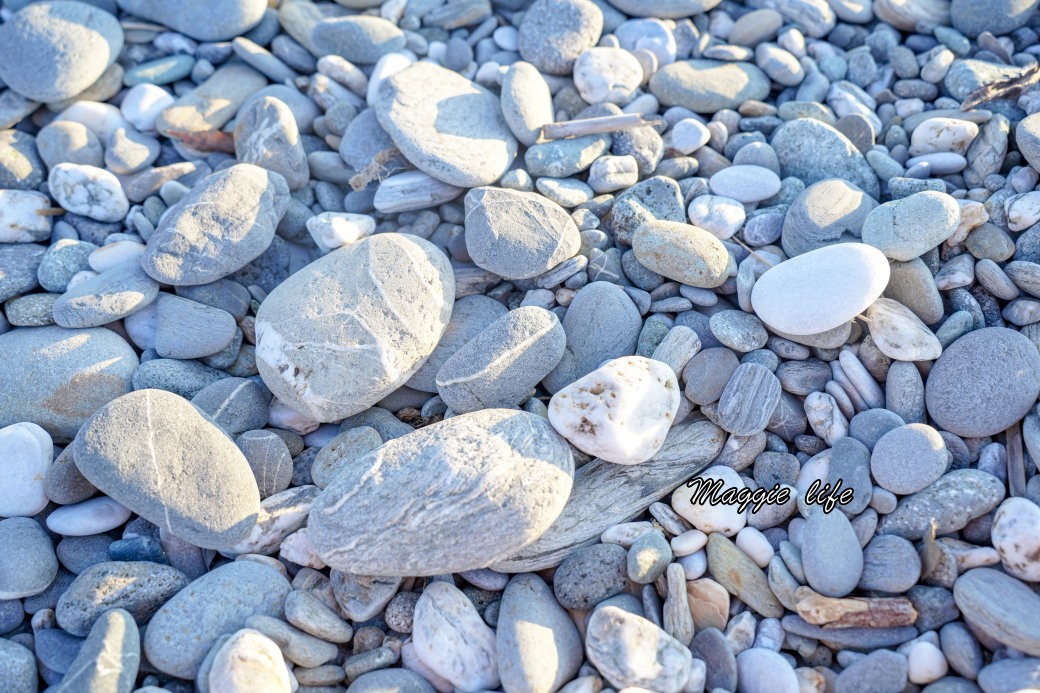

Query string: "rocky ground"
[1, 0, 1040, 691]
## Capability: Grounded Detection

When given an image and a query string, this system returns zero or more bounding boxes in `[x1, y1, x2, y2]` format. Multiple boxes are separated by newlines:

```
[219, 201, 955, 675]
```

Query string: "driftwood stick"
[795, 587, 918, 628]
[1007, 420, 1027, 498]
[164, 129, 237, 154]
[961, 62, 1040, 111]
[539, 114, 664, 142]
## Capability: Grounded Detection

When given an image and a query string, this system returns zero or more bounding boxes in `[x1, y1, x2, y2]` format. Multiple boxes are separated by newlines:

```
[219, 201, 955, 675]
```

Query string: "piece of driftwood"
[539, 113, 664, 142]
[490, 418, 726, 572]
[1007, 420, 1027, 498]
[794, 587, 918, 628]
[961, 62, 1040, 111]
[164, 128, 237, 154]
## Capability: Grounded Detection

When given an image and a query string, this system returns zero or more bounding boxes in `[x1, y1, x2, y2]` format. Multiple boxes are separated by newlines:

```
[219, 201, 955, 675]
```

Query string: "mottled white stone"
[548, 356, 680, 465]
[120, 83, 175, 132]
[305, 212, 376, 253]
[908, 117, 979, 156]
[0, 190, 52, 243]
[992, 497, 1040, 582]
[865, 298, 942, 361]
[47, 163, 129, 222]
[413, 581, 498, 692]
[0, 422, 52, 518]
[209, 629, 292, 693]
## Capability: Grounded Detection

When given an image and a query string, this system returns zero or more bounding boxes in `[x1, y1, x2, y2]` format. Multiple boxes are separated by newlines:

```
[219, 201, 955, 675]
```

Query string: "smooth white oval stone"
[46, 496, 132, 536]
[0, 422, 53, 518]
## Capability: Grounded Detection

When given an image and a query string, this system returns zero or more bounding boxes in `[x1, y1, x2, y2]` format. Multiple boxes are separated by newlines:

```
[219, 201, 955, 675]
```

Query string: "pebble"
[709, 165, 782, 203]
[585, 605, 692, 693]
[879, 469, 1005, 540]
[413, 580, 499, 691]
[118, 0, 266, 41]
[73, 388, 262, 550]
[309, 409, 573, 575]
[671, 466, 748, 536]
[954, 568, 1040, 657]
[234, 96, 310, 192]
[143, 560, 290, 679]
[862, 191, 961, 261]
[142, 164, 290, 286]
[650, 59, 770, 113]
[55, 560, 188, 637]
[736, 648, 800, 693]
[465, 187, 581, 280]
[311, 16, 405, 65]
[0, 326, 137, 442]
[751, 243, 890, 335]
[46, 496, 131, 536]
[687, 194, 746, 239]
[208, 628, 291, 693]
[48, 163, 129, 223]
[0, 517, 58, 599]
[858, 534, 921, 593]
[833, 649, 908, 693]
[632, 219, 730, 288]
[0, 422, 52, 518]
[549, 356, 678, 464]
[991, 497, 1040, 581]
[0, 1, 123, 104]
[925, 327, 1040, 437]
[257, 234, 452, 420]
[376, 62, 517, 188]
[553, 543, 629, 610]
[573, 47, 643, 105]
[802, 508, 864, 598]
[772, 118, 881, 198]
[0, 639, 35, 693]
[500, 61, 555, 146]
[54, 608, 139, 693]
[517, 0, 603, 75]
[871, 423, 948, 495]
[497, 573, 583, 693]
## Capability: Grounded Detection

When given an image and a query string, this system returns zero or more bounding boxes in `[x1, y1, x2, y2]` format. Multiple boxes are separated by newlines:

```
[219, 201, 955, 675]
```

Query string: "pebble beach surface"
[4, 0, 1040, 692]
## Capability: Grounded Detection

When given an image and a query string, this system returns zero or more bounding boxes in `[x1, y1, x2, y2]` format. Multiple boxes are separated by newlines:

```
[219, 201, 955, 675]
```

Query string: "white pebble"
[687, 195, 746, 240]
[48, 164, 129, 223]
[548, 356, 680, 465]
[908, 117, 979, 156]
[306, 212, 376, 253]
[367, 52, 415, 107]
[671, 118, 710, 154]
[55, 101, 131, 142]
[120, 83, 175, 132]
[279, 527, 326, 569]
[268, 398, 320, 435]
[992, 497, 1040, 581]
[677, 549, 707, 579]
[572, 47, 643, 105]
[601, 521, 657, 548]
[209, 628, 292, 693]
[492, 26, 519, 52]
[0, 190, 52, 242]
[907, 641, 948, 685]
[670, 529, 708, 557]
[46, 496, 132, 536]
[736, 527, 775, 568]
[0, 422, 52, 518]
[88, 241, 146, 273]
[670, 466, 747, 536]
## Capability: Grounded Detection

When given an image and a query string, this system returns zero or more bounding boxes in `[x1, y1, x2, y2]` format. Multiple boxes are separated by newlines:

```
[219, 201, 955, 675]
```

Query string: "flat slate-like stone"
[73, 388, 263, 550]
[255, 234, 454, 422]
[878, 469, 1005, 540]
[954, 568, 1040, 657]
[308, 409, 574, 576]
[116, 0, 266, 40]
[375, 62, 518, 187]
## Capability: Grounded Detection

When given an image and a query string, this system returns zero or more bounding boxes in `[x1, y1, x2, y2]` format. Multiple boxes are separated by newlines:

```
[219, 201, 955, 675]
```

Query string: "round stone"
[463, 187, 580, 280]
[517, 0, 603, 75]
[48, 163, 130, 223]
[0, 517, 58, 599]
[0, 0, 124, 103]
[374, 62, 518, 188]
[308, 409, 574, 576]
[736, 648, 799, 693]
[992, 497, 1040, 581]
[751, 243, 890, 336]
[866, 298, 943, 362]
[45, 496, 131, 536]
[781, 179, 876, 257]
[632, 219, 730, 288]
[871, 424, 948, 495]
[310, 16, 405, 65]
[861, 191, 961, 261]
[73, 388, 263, 551]
[553, 543, 628, 610]
[573, 47, 642, 105]
[209, 628, 291, 693]
[925, 327, 1040, 437]
[143, 561, 290, 679]
[255, 234, 454, 422]
[0, 422, 52, 518]
[802, 507, 863, 598]
[708, 165, 782, 203]
[671, 466, 748, 536]
[771, 118, 881, 198]
[585, 605, 693, 693]
[347, 670, 435, 693]
[0, 326, 138, 443]
[858, 534, 921, 593]
[650, 59, 770, 113]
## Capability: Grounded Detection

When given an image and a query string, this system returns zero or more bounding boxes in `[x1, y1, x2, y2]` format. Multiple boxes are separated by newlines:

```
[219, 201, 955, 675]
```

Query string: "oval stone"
[925, 327, 1040, 437]
[649, 59, 770, 113]
[143, 561, 290, 679]
[255, 234, 454, 422]
[115, 0, 267, 41]
[374, 62, 518, 187]
[0, 326, 138, 443]
[632, 220, 730, 288]
[954, 568, 1040, 657]
[751, 243, 890, 335]
[308, 409, 574, 576]
[0, 517, 58, 599]
[73, 389, 262, 550]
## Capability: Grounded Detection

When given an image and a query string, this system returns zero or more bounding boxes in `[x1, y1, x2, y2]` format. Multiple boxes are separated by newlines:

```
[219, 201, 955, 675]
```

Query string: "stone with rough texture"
[309, 409, 574, 576]
[585, 605, 693, 693]
[992, 497, 1040, 581]
[925, 327, 1040, 437]
[234, 96, 309, 191]
[0, 326, 138, 443]
[518, 0, 603, 75]
[871, 424, 948, 495]
[255, 234, 454, 422]
[116, 0, 267, 41]
[141, 164, 290, 286]
[464, 187, 581, 280]
[413, 581, 499, 692]
[497, 572, 583, 693]
[56, 561, 189, 636]
[878, 469, 1005, 540]
[549, 356, 680, 465]
[0, 639, 35, 693]
[771, 118, 881, 198]
[48, 163, 130, 223]
[375, 62, 517, 188]
[0, 1, 123, 104]
[782, 179, 876, 257]
[862, 191, 961, 261]
[143, 561, 290, 679]
[73, 389, 262, 550]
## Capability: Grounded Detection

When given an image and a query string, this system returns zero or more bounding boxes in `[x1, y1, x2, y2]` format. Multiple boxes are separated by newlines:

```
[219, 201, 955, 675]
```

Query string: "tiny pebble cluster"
[3, 0, 1040, 692]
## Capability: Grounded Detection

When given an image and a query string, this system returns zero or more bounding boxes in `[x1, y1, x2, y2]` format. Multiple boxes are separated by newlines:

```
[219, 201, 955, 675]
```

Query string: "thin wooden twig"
[538, 114, 664, 142]
[794, 588, 918, 628]
[164, 129, 237, 154]
[35, 208, 66, 217]
[1007, 420, 1026, 498]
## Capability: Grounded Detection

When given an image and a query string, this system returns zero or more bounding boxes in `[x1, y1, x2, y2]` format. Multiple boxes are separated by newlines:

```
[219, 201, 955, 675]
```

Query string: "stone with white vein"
[255, 234, 454, 422]
[413, 581, 499, 692]
[549, 356, 680, 464]
[47, 163, 129, 223]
